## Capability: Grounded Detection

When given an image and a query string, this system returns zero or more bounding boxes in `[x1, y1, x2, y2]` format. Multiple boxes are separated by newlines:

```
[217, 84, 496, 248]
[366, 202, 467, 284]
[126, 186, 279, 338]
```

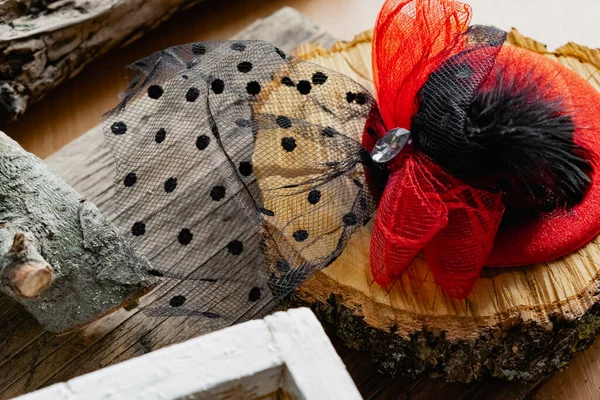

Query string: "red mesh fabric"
[368, 0, 506, 297]
[372, 0, 471, 136]
[424, 163, 504, 297]
[370, 153, 448, 286]
[370, 152, 504, 297]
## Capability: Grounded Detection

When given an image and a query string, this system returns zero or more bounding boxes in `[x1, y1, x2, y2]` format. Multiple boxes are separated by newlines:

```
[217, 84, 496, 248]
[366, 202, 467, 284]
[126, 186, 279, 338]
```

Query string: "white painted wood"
[266, 309, 363, 400]
[13, 308, 361, 400]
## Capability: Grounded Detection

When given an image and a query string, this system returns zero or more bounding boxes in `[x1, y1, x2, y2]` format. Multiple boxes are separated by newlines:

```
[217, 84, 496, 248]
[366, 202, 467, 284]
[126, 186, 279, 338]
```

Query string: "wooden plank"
[15, 308, 361, 400]
[0, 132, 157, 334]
[0, 8, 338, 399]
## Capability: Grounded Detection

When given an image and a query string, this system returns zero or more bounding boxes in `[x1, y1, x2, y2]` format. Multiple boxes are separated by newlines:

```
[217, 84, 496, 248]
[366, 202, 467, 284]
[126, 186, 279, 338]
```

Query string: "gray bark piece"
[0, 131, 157, 334]
[0, 8, 544, 399]
[0, 0, 209, 122]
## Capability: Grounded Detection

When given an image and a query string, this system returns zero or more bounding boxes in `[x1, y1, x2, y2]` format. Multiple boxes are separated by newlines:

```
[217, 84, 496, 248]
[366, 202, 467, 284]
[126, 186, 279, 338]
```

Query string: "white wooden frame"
[15, 308, 362, 400]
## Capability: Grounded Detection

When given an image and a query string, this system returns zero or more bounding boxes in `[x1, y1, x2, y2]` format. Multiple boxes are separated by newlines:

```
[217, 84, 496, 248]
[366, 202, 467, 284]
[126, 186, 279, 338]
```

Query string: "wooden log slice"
[291, 30, 600, 383]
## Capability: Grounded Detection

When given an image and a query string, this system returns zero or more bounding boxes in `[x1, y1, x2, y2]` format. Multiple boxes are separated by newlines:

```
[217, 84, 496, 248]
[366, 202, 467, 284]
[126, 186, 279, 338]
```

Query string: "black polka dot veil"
[102, 40, 378, 329]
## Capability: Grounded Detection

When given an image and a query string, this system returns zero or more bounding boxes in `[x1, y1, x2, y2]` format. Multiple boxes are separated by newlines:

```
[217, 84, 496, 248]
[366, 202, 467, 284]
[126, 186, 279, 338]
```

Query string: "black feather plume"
[464, 70, 593, 220]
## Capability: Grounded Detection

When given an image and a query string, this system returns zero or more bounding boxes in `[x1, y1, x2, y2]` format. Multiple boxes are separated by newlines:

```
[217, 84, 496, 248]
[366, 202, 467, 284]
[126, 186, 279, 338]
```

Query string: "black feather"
[464, 70, 592, 220]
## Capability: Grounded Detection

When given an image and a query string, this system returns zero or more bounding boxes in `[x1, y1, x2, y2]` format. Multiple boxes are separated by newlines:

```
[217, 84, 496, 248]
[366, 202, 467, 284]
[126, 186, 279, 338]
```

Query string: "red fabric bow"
[364, 0, 506, 298]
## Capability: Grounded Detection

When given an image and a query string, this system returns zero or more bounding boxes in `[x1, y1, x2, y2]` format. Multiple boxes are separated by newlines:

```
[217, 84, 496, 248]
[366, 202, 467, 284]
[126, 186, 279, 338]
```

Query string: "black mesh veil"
[102, 41, 377, 327]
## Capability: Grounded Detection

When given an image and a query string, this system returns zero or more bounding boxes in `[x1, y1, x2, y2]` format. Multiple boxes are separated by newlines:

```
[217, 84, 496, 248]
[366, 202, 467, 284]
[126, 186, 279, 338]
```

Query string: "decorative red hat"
[363, 0, 600, 297]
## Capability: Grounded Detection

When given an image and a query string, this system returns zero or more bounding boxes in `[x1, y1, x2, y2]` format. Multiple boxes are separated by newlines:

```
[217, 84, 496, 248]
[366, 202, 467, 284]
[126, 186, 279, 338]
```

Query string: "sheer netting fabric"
[365, 0, 508, 297]
[102, 41, 380, 325]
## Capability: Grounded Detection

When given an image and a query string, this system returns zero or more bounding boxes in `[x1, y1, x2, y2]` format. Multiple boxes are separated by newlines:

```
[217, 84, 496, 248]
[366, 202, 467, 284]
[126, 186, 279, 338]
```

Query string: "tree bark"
[0, 0, 206, 122]
[0, 131, 157, 333]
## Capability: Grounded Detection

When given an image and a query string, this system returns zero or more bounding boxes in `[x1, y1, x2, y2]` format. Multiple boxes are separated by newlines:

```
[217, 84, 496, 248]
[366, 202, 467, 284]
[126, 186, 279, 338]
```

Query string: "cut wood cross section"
[293, 29, 600, 384]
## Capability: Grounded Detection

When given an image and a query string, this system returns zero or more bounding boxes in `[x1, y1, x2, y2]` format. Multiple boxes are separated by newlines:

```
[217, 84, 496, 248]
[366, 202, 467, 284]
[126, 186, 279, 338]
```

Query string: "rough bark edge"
[0, 0, 206, 122]
[292, 282, 600, 383]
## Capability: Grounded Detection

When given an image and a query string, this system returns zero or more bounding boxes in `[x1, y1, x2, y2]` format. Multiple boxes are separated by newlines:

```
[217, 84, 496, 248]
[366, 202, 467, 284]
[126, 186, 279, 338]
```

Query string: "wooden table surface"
[2, 0, 599, 399]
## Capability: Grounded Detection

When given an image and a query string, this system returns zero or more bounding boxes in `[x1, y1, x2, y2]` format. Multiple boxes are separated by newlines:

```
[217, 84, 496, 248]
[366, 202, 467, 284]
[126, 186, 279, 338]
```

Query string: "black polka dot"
[248, 287, 262, 302]
[227, 240, 244, 255]
[322, 127, 338, 137]
[124, 172, 137, 187]
[276, 115, 292, 129]
[259, 207, 275, 217]
[356, 93, 367, 105]
[211, 79, 225, 94]
[343, 213, 358, 226]
[148, 269, 164, 277]
[182, 74, 189, 79]
[210, 185, 226, 201]
[346, 92, 357, 103]
[281, 137, 297, 152]
[164, 177, 177, 193]
[192, 43, 206, 55]
[238, 161, 253, 177]
[147, 85, 164, 99]
[276, 259, 290, 273]
[178, 228, 193, 245]
[275, 47, 286, 59]
[196, 135, 210, 150]
[237, 61, 253, 73]
[155, 128, 166, 143]
[132, 221, 145, 236]
[246, 81, 261, 95]
[186, 87, 200, 102]
[296, 80, 312, 95]
[170, 295, 186, 307]
[307, 190, 321, 204]
[231, 42, 246, 51]
[236, 118, 252, 128]
[281, 77, 295, 87]
[293, 230, 308, 242]
[312, 71, 328, 85]
[111, 121, 127, 135]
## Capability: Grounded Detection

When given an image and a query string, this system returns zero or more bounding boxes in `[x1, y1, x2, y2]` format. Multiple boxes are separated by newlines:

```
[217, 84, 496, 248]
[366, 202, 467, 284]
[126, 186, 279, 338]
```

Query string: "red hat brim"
[487, 46, 600, 266]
